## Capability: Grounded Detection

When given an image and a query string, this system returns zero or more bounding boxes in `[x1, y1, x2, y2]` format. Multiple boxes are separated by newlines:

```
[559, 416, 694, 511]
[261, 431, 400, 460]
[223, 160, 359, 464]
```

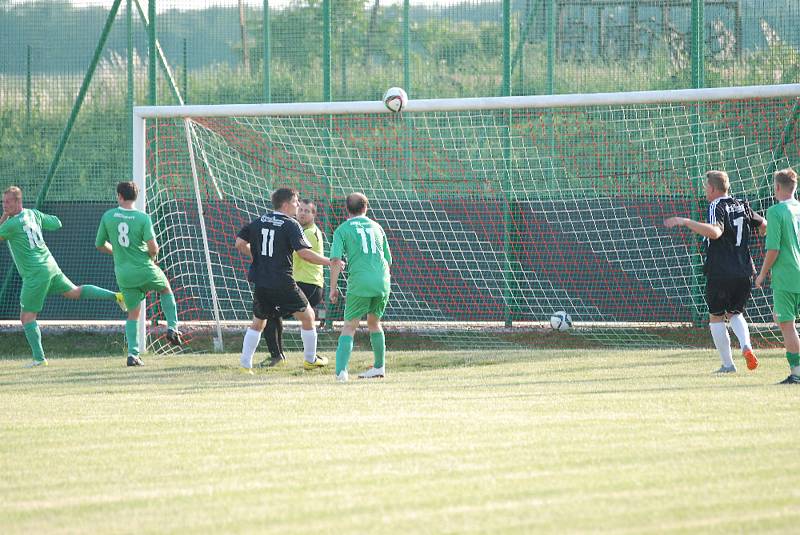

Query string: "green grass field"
[2, 348, 800, 533]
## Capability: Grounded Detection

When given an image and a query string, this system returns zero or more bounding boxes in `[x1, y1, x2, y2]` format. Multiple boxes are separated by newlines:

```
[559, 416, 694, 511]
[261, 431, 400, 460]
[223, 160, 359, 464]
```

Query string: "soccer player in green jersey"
[329, 192, 392, 382]
[755, 168, 800, 384]
[260, 198, 326, 368]
[95, 182, 182, 367]
[0, 186, 125, 367]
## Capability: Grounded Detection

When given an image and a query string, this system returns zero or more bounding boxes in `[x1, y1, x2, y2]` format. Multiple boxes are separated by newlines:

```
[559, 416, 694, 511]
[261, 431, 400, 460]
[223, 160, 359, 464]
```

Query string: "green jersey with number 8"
[95, 207, 162, 288]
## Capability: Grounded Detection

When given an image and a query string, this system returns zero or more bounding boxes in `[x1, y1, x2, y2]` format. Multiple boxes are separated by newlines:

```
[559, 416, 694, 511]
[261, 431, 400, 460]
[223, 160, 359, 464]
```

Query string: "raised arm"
[39, 212, 62, 231]
[664, 217, 723, 240]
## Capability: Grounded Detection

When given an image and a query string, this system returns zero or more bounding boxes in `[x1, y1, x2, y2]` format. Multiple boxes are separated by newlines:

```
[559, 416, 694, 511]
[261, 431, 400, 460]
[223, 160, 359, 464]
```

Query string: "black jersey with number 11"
[237, 211, 311, 289]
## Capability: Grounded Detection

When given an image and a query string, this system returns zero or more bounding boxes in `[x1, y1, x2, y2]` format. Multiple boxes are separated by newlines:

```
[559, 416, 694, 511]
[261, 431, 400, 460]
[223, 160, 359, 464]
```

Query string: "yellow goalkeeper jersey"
[293, 223, 324, 287]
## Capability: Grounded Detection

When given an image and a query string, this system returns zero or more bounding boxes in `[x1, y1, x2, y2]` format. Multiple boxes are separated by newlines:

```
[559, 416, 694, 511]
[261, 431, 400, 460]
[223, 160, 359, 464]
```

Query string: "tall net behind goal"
[137, 86, 800, 353]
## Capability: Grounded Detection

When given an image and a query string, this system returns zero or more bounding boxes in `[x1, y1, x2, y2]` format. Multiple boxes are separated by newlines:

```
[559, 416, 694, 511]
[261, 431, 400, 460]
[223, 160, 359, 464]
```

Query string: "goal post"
[133, 83, 800, 353]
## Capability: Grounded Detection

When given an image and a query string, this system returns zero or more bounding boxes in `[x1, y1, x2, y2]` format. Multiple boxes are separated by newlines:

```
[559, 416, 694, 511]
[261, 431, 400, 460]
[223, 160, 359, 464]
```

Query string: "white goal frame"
[133, 83, 800, 352]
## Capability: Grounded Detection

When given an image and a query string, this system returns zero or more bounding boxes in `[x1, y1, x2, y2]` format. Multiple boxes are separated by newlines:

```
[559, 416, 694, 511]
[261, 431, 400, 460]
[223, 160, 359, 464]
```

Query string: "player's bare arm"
[96, 242, 114, 255]
[755, 249, 779, 289]
[329, 257, 343, 304]
[297, 248, 340, 267]
[235, 236, 252, 261]
[664, 216, 723, 240]
[146, 238, 159, 260]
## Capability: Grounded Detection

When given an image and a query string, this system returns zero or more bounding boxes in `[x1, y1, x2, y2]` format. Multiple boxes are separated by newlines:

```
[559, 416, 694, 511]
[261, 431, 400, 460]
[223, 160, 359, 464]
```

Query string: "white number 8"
[118, 222, 130, 247]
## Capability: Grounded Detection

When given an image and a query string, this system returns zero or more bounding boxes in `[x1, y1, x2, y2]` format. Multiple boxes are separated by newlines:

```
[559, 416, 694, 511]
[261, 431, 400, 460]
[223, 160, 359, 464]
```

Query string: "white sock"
[239, 328, 261, 369]
[301, 328, 317, 363]
[709, 322, 734, 367]
[792, 366, 800, 377]
[728, 313, 751, 351]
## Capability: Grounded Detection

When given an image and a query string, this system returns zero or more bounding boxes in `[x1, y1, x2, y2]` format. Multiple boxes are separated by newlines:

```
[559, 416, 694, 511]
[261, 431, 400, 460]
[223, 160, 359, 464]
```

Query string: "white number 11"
[356, 227, 377, 254]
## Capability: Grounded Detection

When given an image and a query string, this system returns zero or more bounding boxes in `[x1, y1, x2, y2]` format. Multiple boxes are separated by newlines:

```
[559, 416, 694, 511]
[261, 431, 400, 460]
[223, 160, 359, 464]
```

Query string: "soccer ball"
[550, 311, 572, 332]
[383, 87, 408, 113]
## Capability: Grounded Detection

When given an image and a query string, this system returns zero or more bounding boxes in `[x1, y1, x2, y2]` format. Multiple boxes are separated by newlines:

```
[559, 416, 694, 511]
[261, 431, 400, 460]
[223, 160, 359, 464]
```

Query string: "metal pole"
[263, 0, 271, 103]
[127, 0, 134, 168]
[547, 0, 555, 94]
[689, 0, 706, 324]
[502, 0, 511, 97]
[26, 45, 31, 129]
[403, 0, 410, 94]
[322, 0, 331, 101]
[148, 0, 156, 106]
[134, 0, 183, 104]
[133, 114, 148, 351]
[183, 38, 188, 104]
[691, 0, 704, 89]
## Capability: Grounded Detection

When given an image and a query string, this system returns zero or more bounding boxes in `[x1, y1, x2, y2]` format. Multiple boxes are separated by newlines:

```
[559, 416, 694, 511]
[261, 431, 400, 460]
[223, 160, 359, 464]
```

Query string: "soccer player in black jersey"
[235, 187, 343, 373]
[665, 170, 766, 373]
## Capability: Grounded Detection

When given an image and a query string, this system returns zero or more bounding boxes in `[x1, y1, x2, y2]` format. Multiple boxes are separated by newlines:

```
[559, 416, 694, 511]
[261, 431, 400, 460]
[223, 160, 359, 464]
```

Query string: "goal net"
[135, 84, 800, 354]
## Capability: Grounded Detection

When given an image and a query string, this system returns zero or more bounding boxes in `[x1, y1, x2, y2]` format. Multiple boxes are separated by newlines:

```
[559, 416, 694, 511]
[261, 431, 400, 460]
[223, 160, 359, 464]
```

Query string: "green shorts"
[120, 270, 170, 310]
[343, 293, 390, 321]
[773, 289, 800, 323]
[20, 271, 76, 313]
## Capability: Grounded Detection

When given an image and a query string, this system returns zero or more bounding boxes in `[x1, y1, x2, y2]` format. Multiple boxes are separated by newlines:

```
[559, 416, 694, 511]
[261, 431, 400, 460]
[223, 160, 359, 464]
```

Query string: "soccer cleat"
[115, 292, 128, 312]
[303, 355, 328, 369]
[166, 328, 183, 347]
[713, 365, 737, 374]
[239, 367, 255, 376]
[336, 370, 349, 383]
[258, 354, 287, 368]
[358, 366, 385, 379]
[24, 358, 48, 368]
[743, 348, 759, 370]
[127, 355, 144, 367]
[778, 374, 800, 384]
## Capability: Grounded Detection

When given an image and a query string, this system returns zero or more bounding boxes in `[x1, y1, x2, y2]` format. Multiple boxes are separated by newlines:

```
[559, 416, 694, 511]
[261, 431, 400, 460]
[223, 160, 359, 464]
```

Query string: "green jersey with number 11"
[330, 215, 391, 297]
[95, 207, 161, 288]
[0, 208, 62, 280]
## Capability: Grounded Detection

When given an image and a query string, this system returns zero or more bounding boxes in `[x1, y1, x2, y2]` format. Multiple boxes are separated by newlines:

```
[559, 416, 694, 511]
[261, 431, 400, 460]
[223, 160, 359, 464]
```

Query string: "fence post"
[403, 0, 410, 94]
[547, 0, 555, 94]
[502, 0, 514, 327]
[323, 0, 331, 102]
[148, 0, 156, 105]
[26, 45, 32, 129]
[183, 38, 188, 104]
[127, 0, 134, 168]
[263, 0, 271, 102]
[691, 0, 704, 89]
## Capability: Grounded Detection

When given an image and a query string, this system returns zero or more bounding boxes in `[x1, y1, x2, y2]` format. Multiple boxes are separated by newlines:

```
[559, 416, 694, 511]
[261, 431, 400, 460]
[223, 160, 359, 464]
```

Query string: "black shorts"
[253, 284, 309, 320]
[705, 277, 752, 316]
[297, 282, 323, 309]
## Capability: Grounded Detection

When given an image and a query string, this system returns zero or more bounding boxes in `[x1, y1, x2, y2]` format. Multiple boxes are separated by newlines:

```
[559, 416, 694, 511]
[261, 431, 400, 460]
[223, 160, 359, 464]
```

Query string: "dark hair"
[300, 198, 316, 213]
[346, 192, 368, 215]
[117, 181, 139, 201]
[271, 187, 298, 209]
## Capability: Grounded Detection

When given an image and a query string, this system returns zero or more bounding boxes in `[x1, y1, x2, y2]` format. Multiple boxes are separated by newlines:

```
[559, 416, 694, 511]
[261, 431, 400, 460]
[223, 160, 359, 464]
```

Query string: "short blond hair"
[705, 170, 730, 193]
[774, 168, 798, 189]
[3, 186, 22, 200]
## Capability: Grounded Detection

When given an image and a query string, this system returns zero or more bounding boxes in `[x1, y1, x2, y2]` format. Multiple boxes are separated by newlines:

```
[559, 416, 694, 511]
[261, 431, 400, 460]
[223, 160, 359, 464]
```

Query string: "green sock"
[370, 331, 385, 369]
[335, 335, 354, 375]
[160, 293, 178, 329]
[23, 321, 45, 361]
[126, 320, 139, 357]
[786, 352, 800, 369]
[80, 285, 116, 301]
